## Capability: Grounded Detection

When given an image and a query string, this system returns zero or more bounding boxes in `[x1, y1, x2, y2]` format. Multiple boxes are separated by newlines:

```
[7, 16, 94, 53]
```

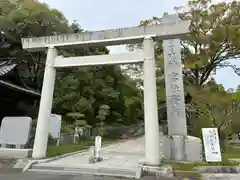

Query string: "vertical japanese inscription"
[163, 39, 187, 136]
[208, 129, 218, 154]
[167, 40, 180, 65]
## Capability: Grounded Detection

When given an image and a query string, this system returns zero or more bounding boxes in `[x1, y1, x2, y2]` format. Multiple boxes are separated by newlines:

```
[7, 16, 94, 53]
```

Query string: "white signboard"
[95, 136, 102, 158]
[0, 117, 32, 145]
[202, 128, 222, 162]
[48, 114, 61, 139]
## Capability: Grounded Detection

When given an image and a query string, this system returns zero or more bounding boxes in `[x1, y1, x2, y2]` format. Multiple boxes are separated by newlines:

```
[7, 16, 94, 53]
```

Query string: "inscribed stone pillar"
[162, 15, 187, 161]
[162, 14, 187, 136]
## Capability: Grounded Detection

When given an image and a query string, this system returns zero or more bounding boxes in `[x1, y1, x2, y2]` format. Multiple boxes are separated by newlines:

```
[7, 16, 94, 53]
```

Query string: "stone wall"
[162, 135, 203, 162]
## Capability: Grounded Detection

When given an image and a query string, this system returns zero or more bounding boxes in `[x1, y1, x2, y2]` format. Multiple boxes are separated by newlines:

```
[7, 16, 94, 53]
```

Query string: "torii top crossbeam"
[21, 15, 190, 52]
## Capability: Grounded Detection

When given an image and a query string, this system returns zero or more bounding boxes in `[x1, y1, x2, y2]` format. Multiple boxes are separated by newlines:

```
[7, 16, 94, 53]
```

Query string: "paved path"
[34, 137, 151, 169]
[30, 137, 165, 179]
[27, 137, 240, 179]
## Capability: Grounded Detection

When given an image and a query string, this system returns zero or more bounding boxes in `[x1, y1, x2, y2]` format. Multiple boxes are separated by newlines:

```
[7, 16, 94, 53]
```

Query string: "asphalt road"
[3, 172, 240, 180]
[0, 171, 178, 180]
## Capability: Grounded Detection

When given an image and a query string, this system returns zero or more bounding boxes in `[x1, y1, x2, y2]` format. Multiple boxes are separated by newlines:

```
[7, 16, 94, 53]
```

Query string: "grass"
[46, 139, 119, 157]
[223, 145, 240, 159]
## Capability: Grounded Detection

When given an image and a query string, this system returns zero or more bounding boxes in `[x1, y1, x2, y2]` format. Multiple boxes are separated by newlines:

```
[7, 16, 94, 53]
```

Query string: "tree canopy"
[0, 0, 71, 90]
[137, 0, 240, 86]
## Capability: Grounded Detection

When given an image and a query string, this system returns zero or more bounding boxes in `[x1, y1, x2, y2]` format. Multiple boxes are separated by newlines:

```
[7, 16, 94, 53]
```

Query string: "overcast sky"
[41, 0, 239, 89]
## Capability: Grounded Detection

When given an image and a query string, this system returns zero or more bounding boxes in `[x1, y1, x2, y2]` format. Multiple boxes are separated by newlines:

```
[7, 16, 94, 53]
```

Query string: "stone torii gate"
[21, 15, 190, 165]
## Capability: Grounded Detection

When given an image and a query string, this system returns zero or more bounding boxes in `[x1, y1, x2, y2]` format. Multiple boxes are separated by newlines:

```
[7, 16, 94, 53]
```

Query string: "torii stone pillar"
[32, 47, 57, 158]
[143, 37, 161, 165]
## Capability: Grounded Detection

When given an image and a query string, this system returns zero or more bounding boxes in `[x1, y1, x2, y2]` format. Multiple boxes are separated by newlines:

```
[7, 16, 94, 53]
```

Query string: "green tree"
[0, 0, 71, 90]
[53, 64, 143, 126]
[231, 85, 240, 139]
[177, 0, 240, 85]
[52, 20, 143, 127]
[137, 0, 240, 86]
[186, 80, 240, 151]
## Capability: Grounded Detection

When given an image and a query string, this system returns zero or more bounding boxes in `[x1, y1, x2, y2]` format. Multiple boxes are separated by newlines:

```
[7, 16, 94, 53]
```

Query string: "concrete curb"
[28, 165, 143, 179]
[142, 165, 174, 178]
[229, 158, 240, 162]
[22, 160, 38, 172]
[173, 170, 201, 179]
[194, 166, 240, 173]
[201, 173, 240, 180]
[28, 168, 143, 179]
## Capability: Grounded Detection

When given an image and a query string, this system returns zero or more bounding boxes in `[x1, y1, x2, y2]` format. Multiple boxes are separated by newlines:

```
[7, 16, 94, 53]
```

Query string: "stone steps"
[27, 165, 143, 179]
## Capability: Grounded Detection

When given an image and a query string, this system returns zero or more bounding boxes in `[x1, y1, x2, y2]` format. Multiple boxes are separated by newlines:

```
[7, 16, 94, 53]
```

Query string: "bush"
[219, 130, 229, 152]
[92, 125, 128, 139]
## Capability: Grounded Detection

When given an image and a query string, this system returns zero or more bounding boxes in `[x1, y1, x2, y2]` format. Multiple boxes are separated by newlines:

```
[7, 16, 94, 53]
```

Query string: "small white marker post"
[95, 136, 102, 160]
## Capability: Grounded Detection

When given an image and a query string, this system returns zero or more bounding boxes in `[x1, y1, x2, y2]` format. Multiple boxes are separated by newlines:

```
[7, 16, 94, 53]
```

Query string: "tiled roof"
[0, 80, 40, 96]
[0, 63, 17, 76]
[0, 60, 40, 96]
